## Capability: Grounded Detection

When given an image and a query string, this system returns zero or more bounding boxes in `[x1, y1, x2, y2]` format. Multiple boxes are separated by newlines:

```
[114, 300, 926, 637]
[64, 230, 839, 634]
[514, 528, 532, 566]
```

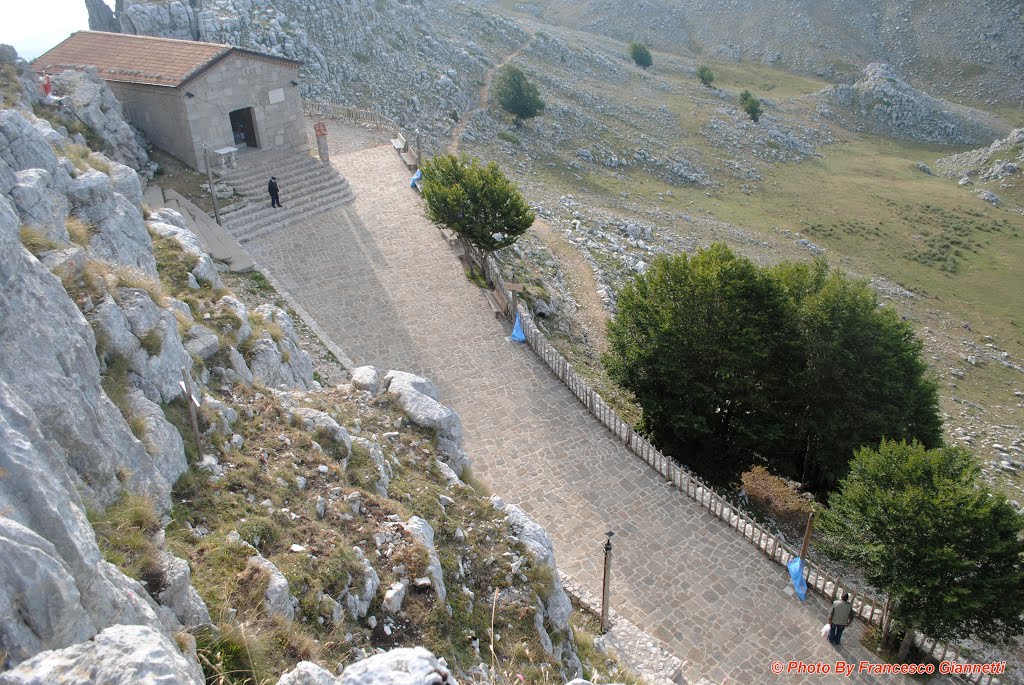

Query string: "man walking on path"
[268, 176, 282, 208]
[828, 593, 853, 645]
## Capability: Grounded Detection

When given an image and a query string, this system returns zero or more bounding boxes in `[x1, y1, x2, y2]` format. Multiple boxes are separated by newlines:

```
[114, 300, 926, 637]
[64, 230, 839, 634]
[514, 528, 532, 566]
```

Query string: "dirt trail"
[449, 31, 535, 155]
[531, 218, 610, 354]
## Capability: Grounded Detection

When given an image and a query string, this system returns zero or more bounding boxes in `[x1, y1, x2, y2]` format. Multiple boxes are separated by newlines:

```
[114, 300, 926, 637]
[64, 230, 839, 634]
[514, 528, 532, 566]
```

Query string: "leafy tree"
[739, 90, 763, 122]
[696, 65, 714, 87]
[770, 260, 942, 490]
[603, 244, 802, 484]
[603, 245, 942, 491]
[817, 439, 1024, 661]
[420, 153, 534, 275]
[629, 42, 653, 69]
[492, 65, 545, 126]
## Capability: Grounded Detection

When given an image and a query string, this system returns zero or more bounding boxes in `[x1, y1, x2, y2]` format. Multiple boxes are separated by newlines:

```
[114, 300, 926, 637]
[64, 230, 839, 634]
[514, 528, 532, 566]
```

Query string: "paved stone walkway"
[241, 142, 920, 685]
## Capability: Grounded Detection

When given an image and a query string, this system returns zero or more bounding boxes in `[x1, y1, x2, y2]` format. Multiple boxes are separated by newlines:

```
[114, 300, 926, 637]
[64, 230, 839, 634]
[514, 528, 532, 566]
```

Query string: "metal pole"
[415, 129, 421, 168]
[204, 145, 222, 226]
[600, 531, 614, 633]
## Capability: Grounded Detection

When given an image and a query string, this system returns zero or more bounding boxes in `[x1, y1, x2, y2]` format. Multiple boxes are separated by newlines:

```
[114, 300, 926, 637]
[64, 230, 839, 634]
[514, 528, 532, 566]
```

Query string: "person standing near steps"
[268, 176, 282, 208]
[828, 592, 853, 645]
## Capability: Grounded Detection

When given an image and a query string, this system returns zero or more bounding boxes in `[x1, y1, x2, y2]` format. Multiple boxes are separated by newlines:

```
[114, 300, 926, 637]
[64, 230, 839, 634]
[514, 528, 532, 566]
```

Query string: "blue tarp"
[410, 168, 422, 188]
[510, 312, 526, 343]
[787, 557, 808, 600]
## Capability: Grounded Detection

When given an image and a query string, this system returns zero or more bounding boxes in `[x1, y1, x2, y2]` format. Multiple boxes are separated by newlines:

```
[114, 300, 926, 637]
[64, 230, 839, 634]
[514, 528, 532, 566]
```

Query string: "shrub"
[629, 42, 653, 69]
[697, 65, 714, 87]
[739, 90, 763, 122]
[65, 216, 94, 246]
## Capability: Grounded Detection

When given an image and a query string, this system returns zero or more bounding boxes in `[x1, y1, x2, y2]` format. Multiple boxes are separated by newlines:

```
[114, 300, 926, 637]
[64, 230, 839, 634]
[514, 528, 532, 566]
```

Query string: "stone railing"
[480, 254, 1003, 685]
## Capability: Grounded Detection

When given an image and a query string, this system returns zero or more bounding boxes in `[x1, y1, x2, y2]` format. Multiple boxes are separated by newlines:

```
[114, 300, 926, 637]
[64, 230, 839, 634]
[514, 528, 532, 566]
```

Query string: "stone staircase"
[217, 148, 355, 244]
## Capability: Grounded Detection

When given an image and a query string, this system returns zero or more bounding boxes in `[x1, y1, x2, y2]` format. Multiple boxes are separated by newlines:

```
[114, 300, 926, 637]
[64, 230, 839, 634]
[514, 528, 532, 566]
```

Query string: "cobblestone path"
[242, 142, 916, 685]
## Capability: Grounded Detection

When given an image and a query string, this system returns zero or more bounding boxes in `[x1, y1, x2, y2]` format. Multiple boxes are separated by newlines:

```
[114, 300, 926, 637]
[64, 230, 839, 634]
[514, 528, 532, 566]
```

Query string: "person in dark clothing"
[268, 177, 282, 208]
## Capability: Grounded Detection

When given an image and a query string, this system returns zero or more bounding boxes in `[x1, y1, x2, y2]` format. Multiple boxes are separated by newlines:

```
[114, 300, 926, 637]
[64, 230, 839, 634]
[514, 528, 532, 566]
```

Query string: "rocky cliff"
[1, 47, 607, 684]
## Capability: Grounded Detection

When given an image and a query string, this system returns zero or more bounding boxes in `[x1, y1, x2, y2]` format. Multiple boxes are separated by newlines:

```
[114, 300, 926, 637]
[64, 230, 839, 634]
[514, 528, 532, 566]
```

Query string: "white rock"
[403, 517, 447, 605]
[294, 407, 352, 455]
[338, 647, 458, 685]
[276, 661, 337, 685]
[0, 624, 202, 684]
[382, 582, 407, 614]
[246, 554, 297, 621]
[351, 366, 380, 394]
[157, 552, 212, 629]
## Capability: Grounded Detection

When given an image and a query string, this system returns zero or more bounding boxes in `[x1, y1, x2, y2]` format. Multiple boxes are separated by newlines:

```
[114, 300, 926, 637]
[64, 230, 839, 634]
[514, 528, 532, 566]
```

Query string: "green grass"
[89, 494, 165, 592]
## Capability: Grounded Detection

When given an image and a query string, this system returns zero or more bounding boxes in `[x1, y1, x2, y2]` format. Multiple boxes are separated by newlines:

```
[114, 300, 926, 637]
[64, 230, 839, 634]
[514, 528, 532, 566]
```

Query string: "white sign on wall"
[268, 87, 285, 104]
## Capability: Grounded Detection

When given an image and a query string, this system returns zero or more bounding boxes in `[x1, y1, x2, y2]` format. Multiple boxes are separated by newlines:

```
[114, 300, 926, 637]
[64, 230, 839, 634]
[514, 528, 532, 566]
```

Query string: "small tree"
[818, 440, 1024, 662]
[492, 64, 545, 126]
[629, 42, 653, 69]
[696, 65, 714, 87]
[739, 90, 763, 122]
[420, 153, 534, 275]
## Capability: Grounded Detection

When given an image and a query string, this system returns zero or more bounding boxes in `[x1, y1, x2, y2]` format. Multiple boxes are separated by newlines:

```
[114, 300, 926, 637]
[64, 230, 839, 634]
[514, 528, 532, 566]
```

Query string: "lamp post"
[600, 530, 614, 633]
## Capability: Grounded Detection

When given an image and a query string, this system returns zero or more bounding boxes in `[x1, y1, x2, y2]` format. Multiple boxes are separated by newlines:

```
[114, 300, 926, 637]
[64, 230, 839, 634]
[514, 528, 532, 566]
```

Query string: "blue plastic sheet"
[787, 557, 808, 600]
[510, 312, 526, 343]
[410, 168, 422, 188]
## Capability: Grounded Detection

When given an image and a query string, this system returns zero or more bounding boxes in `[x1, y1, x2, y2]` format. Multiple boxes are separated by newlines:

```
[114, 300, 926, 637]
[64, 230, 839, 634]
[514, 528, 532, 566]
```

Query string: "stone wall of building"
[184, 53, 307, 170]
[107, 82, 191, 167]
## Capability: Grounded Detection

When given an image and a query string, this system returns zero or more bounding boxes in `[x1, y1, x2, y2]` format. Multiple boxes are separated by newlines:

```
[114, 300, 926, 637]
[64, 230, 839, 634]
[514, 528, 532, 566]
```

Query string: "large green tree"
[771, 260, 942, 489]
[492, 64, 545, 126]
[603, 244, 802, 484]
[817, 439, 1024, 661]
[603, 245, 942, 491]
[420, 153, 534, 273]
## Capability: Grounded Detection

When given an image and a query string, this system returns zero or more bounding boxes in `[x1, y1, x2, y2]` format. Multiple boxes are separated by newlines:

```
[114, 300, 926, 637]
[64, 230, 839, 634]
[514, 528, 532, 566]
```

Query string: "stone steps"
[229, 194, 352, 245]
[218, 148, 355, 243]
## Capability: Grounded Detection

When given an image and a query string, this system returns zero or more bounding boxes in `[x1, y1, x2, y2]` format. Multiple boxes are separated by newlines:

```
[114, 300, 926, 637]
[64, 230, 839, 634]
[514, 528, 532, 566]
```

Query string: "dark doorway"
[229, 107, 258, 148]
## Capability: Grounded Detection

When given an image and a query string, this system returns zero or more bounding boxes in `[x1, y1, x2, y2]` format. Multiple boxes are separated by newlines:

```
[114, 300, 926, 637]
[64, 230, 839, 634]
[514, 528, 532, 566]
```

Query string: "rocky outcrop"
[275, 648, 457, 685]
[247, 305, 315, 389]
[0, 624, 203, 685]
[403, 517, 447, 606]
[935, 127, 1024, 180]
[50, 69, 151, 172]
[383, 370, 469, 476]
[814, 64, 1009, 145]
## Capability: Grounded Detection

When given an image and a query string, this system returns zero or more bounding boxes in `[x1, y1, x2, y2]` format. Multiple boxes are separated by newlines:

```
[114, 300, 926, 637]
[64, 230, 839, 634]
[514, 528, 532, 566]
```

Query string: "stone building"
[33, 31, 307, 171]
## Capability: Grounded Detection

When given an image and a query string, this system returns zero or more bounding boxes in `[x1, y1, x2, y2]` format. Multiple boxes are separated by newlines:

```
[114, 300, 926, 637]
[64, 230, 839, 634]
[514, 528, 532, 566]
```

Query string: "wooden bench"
[391, 132, 406, 152]
[399, 149, 418, 171]
[483, 287, 508, 318]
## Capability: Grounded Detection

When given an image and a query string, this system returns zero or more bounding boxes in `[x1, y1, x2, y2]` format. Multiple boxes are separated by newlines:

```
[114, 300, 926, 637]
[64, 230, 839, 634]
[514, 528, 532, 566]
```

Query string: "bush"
[697, 65, 714, 87]
[629, 42, 653, 69]
[739, 90, 763, 122]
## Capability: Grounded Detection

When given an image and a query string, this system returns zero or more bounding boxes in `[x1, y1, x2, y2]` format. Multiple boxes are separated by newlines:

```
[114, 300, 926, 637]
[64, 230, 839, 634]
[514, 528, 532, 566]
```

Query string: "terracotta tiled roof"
[32, 31, 296, 88]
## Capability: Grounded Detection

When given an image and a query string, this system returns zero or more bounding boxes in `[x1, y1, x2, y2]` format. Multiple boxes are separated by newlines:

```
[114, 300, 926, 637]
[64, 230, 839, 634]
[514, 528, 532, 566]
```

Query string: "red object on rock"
[42, 74, 51, 96]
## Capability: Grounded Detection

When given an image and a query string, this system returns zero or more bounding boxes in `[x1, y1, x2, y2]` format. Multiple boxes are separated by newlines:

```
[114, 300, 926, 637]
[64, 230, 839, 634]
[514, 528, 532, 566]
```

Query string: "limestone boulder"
[344, 547, 379, 620]
[246, 554, 298, 621]
[294, 406, 352, 455]
[10, 168, 70, 241]
[0, 110, 58, 174]
[352, 436, 391, 497]
[247, 305, 314, 390]
[0, 624, 203, 685]
[403, 517, 446, 606]
[108, 161, 144, 207]
[157, 552, 212, 630]
[493, 499, 572, 632]
[351, 366, 380, 394]
[125, 389, 189, 491]
[217, 295, 252, 342]
[111, 288, 192, 404]
[277, 662, 337, 685]
[383, 370, 438, 400]
[338, 647, 458, 685]
[80, 187, 158, 278]
[147, 219, 221, 288]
